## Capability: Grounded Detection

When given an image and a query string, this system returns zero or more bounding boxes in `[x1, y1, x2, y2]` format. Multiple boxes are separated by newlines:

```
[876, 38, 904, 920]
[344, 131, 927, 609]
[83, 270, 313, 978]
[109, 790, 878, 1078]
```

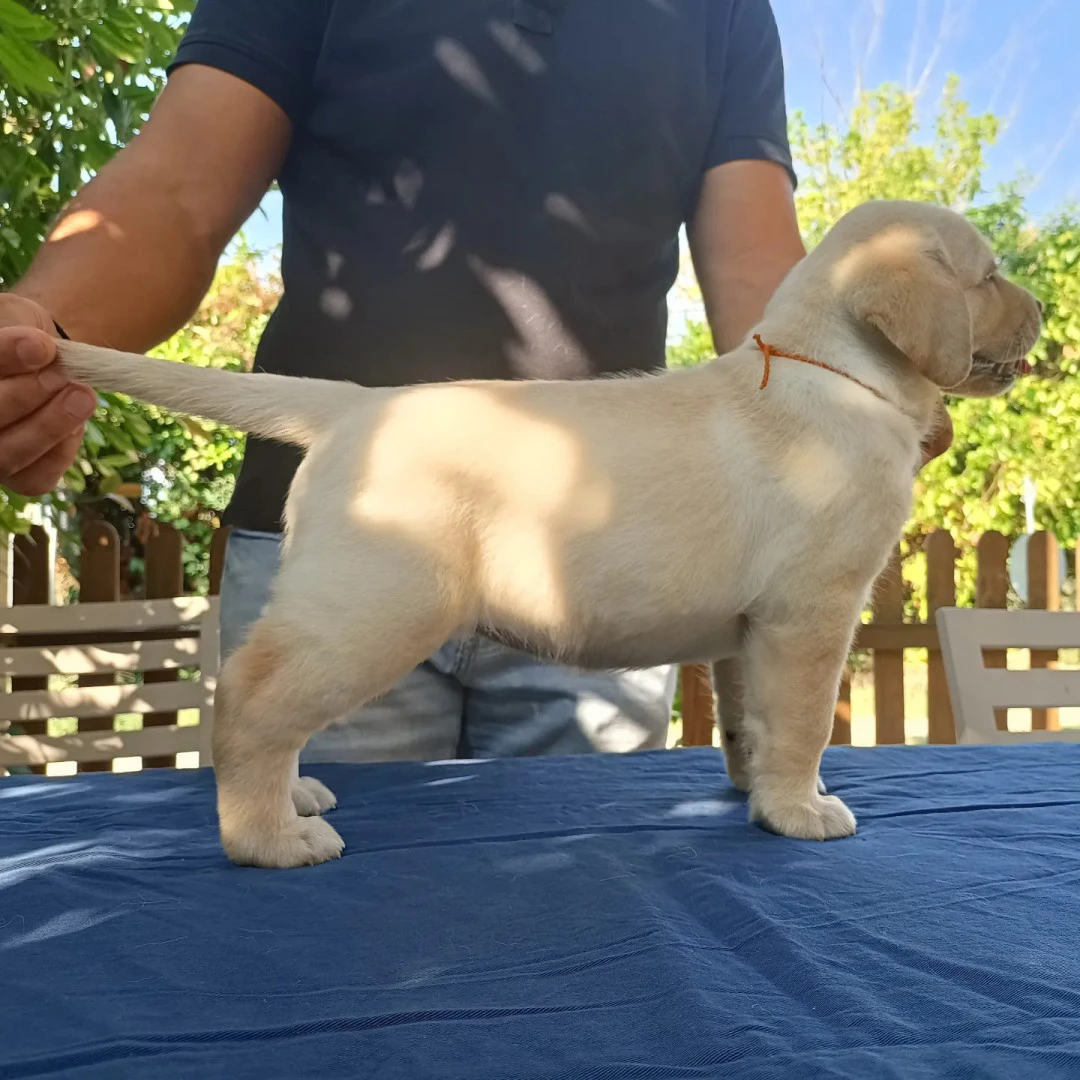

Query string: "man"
[0, 0, 817, 762]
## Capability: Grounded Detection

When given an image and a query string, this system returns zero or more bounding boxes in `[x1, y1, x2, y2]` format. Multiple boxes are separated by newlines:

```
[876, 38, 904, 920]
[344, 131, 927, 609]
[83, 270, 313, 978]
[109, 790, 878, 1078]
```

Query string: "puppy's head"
[825, 200, 1042, 397]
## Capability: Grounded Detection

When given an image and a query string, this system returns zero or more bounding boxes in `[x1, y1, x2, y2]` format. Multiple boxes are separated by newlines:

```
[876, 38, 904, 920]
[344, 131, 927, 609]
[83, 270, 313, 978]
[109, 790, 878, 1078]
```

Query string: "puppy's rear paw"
[292, 775, 337, 817]
[223, 815, 345, 868]
[750, 792, 856, 841]
[724, 754, 752, 794]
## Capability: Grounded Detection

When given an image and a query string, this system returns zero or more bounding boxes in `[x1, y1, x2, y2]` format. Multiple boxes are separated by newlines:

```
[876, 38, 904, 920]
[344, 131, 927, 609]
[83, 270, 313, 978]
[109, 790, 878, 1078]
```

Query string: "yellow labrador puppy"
[59, 199, 1041, 868]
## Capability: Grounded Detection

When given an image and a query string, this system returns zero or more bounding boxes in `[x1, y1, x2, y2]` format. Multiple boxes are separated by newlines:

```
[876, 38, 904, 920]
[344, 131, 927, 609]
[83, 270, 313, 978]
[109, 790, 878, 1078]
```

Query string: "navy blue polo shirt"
[172, 0, 794, 534]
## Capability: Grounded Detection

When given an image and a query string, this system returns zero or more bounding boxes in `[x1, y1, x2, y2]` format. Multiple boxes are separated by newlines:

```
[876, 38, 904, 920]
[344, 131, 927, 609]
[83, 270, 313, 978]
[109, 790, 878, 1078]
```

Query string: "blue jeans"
[219, 529, 676, 763]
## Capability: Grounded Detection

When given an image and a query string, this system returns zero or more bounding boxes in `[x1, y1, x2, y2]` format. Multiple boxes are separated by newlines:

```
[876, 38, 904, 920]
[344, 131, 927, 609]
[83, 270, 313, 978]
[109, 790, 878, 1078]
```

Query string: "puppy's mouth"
[970, 351, 1033, 383]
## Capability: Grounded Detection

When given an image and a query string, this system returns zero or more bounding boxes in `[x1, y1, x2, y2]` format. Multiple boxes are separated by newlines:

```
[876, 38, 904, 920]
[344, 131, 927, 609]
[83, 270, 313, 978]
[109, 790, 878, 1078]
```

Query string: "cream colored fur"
[58, 200, 1041, 867]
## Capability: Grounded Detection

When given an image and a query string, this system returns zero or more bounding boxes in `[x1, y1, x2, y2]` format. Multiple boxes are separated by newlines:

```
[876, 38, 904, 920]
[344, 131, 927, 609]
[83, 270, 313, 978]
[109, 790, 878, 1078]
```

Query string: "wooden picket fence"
[679, 529, 1073, 748]
[0, 522, 227, 775]
[0, 523, 1073, 774]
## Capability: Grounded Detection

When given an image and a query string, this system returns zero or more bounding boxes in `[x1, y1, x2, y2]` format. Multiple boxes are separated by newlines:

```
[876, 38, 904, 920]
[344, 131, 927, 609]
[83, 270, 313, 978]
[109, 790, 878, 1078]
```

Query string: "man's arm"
[687, 0, 804, 352]
[0, 64, 291, 495]
[688, 159, 805, 354]
[12, 64, 291, 350]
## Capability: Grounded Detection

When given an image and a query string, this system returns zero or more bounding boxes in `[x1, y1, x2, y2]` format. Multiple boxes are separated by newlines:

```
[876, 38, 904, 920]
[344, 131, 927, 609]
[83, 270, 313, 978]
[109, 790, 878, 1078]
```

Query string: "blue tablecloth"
[3, 745, 1080, 1079]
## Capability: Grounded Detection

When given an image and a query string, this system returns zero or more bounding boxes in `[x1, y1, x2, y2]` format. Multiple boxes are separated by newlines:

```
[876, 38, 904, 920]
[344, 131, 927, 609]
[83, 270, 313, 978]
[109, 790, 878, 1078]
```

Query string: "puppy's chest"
[756, 460, 912, 578]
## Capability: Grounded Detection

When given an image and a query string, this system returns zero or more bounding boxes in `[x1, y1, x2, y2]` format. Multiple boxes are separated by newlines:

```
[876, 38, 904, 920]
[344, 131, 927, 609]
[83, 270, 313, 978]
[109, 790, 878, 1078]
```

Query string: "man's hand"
[0, 295, 97, 496]
[919, 405, 954, 470]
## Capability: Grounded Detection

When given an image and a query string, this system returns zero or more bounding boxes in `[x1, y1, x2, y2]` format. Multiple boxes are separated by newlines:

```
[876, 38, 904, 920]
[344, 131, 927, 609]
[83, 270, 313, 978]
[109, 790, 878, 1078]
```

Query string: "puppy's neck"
[744, 314, 940, 438]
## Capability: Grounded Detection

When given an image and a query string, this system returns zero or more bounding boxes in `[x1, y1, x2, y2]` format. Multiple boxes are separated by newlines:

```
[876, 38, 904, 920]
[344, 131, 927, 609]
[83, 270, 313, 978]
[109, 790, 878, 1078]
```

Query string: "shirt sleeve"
[168, 0, 330, 124]
[703, 0, 796, 189]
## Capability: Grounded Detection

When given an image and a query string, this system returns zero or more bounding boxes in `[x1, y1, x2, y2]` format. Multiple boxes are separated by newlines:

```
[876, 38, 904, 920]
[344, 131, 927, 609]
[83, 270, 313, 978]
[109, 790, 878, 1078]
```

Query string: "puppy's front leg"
[741, 618, 856, 840]
[714, 656, 827, 797]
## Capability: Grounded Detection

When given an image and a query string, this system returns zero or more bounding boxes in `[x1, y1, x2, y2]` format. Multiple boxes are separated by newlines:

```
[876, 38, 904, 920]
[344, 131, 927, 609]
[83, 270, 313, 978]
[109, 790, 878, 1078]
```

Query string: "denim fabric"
[219, 529, 676, 762]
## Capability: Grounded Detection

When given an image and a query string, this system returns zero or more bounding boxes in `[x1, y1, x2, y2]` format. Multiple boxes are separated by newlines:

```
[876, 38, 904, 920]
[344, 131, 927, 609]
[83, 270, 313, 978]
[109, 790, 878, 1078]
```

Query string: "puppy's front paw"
[292, 775, 337, 817]
[222, 815, 345, 868]
[750, 792, 856, 841]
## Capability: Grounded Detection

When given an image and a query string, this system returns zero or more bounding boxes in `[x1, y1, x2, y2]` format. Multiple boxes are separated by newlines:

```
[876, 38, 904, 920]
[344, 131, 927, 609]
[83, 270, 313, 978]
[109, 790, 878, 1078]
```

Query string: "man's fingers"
[0, 366, 79, 429]
[919, 406, 955, 469]
[0, 390, 95, 485]
[4, 431, 86, 498]
[0, 300, 89, 497]
[0, 327, 58, 374]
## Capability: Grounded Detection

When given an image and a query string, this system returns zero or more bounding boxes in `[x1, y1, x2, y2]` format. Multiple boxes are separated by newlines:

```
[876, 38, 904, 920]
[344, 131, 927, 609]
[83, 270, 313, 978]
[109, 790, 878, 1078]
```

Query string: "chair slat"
[0, 680, 209, 722]
[0, 597, 213, 636]
[0, 638, 201, 677]
[0, 725, 203, 766]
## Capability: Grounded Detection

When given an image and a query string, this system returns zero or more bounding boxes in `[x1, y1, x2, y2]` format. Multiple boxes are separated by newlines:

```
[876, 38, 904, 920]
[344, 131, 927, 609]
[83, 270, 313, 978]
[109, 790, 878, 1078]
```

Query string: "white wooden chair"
[0, 597, 219, 770]
[935, 606, 1080, 744]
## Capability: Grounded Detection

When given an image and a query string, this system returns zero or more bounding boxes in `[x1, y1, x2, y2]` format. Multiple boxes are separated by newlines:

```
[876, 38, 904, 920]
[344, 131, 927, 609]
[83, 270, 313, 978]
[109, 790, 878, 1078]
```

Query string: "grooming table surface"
[3, 745, 1080, 1079]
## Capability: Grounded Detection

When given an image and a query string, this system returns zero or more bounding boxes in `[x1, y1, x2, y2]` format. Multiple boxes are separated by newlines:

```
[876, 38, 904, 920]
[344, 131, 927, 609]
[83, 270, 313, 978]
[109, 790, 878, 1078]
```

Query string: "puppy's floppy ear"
[842, 229, 973, 388]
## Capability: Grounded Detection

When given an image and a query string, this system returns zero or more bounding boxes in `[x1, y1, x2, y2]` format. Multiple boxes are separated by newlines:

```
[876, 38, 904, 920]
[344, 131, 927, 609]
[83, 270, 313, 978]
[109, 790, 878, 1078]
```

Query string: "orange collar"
[752, 333, 890, 405]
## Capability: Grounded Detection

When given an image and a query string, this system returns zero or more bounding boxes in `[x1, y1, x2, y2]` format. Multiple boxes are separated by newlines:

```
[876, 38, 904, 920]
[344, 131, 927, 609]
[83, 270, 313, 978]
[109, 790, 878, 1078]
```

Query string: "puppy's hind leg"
[713, 657, 751, 793]
[291, 772, 338, 817]
[212, 559, 462, 868]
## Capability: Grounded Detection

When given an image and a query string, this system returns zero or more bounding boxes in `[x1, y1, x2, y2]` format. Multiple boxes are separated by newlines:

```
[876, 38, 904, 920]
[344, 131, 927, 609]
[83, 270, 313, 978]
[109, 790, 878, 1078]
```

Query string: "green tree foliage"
[668, 78, 1080, 606]
[135, 251, 280, 592]
[792, 77, 998, 247]
[0, 0, 195, 535]
[0, 0, 194, 286]
[58, 249, 277, 595]
[666, 316, 714, 370]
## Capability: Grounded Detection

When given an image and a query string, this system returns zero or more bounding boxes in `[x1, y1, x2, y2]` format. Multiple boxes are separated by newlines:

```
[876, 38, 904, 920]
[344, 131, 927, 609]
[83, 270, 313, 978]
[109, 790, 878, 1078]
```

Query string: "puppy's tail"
[58, 341, 360, 448]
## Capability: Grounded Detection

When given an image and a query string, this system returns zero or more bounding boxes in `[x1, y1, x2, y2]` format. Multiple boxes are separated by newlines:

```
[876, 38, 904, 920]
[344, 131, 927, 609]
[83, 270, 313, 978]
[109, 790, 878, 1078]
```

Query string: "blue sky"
[237, 0, 1080, 258]
[777, 0, 1080, 215]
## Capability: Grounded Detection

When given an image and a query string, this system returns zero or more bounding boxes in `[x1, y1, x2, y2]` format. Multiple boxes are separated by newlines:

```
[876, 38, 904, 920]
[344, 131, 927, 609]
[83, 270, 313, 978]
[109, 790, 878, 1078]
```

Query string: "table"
[3, 745, 1080, 1078]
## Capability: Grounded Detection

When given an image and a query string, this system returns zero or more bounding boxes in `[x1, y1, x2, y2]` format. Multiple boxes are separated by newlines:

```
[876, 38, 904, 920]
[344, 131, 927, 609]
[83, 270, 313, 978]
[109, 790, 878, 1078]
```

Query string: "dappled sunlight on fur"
[777, 437, 850, 510]
[344, 382, 617, 635]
